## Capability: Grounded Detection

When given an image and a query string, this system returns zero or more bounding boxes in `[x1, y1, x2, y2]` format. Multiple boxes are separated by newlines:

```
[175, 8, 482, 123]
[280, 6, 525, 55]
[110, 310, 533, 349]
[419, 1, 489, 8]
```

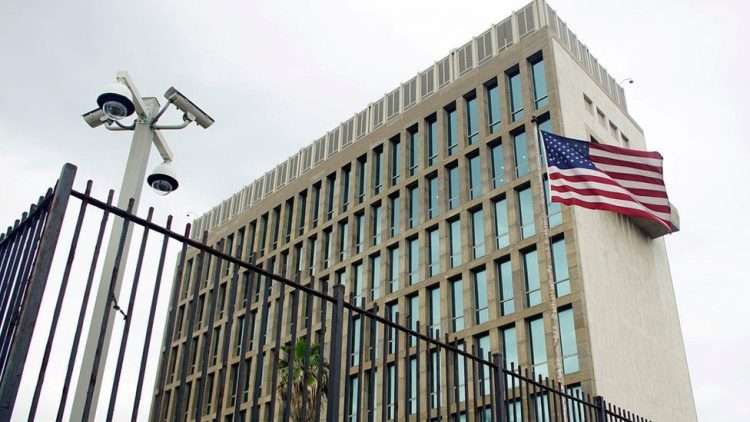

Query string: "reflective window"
[513, 131, 529, 177]
[448, 165, 460, 210]
[537, 116, 553, 168]
[408, 295, 419, 347]
[523, 249, 541, 307]
[326, 175, 335, 220]
[473, 268, 488, 324]
[386, 364, 396, 419]
[356, 156, 367, 203]
[370, 254, 381, 300]
[408, 358, 417, 414]
[409, 127, 421, 176]
[552, 238, 570, 297]
[449, 219, 462, 268]
[427, 117, 439, 166]
[428, 228, 441, 277]
[348, 375, 359, 421]
[429, 286, 441, 337]
[353, 262, 364, 306]
[450, 278, 465, 331]
[350, 318, 362, 366]
[468, 155, 482, 200]
[531, 55, 548, 109]
[453, 342, 467, 402]
[389, 194, 400, 236]
[508, 68, 524, 122]
[408, 185, 420, 229]
[491, 142, 505, 188]
[497, 258, 514, 315]
[559, 308, 580, 374]
[427, 174, 440, 219]
[528, 316, 548, 378]
[373, 148, 383, 194]
[430, 350, 441, 409]
[494, 197, 510, 249]
[466, 94, 479, 145]
[447, 107, 458, 155]
[390, 137, 400, 185]
[388, 246, 400, 293]
[341, 166, 351, 212]
[355, 213, 364, 254]
[311, 184, 321, 227]
[339, 221, 349, 261]
[544, 178, 562, 227]
[500, 325, 518, 368]
[323, 229, 332, 269]
[471, 208, 485, 259]
[475, 333, 491, 396]
[371, 204, 382, 246]
[518, 186, 535, 239]
[408, 237, 420, 285]
[487, 82, 502, 133]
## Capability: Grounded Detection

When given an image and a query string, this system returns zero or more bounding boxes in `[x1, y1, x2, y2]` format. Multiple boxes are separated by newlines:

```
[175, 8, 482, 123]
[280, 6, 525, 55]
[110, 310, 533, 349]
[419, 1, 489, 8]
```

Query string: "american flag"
[541, 131, 675, 231]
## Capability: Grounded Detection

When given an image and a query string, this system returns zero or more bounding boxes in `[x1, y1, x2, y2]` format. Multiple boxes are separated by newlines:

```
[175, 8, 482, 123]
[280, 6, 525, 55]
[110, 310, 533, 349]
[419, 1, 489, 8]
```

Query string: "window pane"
[448, 166, 460, 210]
[371, 205, 382, 245]
[528, 316, 548, 378]
[466, 95, 479, 145]
[408, 186, 420, 228]
[357, 157, 367, 203]
[408, 296, 419, 347]
[524, 249, 541, 307]
[408, 358, 418, 414]
[518, 187, 535, 238]
[355, 214, 364, 254]
[468, 155, 482, 200]
[353, 263, 364, 306]
[390, 195, 400, 236]
[428, 119, 438, 166]
[428, 228, 441, 277]
[429, 286, 441, 337]
[447, 108, 458, 155]
[559, 308, 580, 374]
[451, 278, 464, 331]
[531, 57, 548, 109]
[409, 129, 421, 176]
[497, 259, 514, 315]
[544, 178, 562, 227]
[476, 334, 491, 395]
[390, 138, 400, 185]
[428, 175, 440, 219]
[388, 246, 400, 292]
[487, 83, 501, 133]
[471, 209, 485, 258]
[408, 238, 420, 284]
[494, 197, 510, 249]
[341, 167, 351, 211]
[474, 269, 488, 324]
[491, 143, 505, 188]
[552, 238, 570, 297]
[508, 70, 524, 122]
[449, 219, 462, 268]
[370, 255, 381, 300]
[373, 149, 383, 194]
[514, 131, 529, 177]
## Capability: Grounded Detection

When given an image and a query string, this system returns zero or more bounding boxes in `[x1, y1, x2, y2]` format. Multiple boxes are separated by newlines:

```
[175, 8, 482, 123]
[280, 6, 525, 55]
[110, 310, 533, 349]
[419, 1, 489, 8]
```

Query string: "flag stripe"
[550, 168, 667, 192]
[549, 178, 670, 205]
[593, 162, 664, 181]
[552, 196, 672, 230]
[589, 142, 663, 160]
[551, 190, 672, 221]
[588, 147, 664, 167]
[550, 184, 671, 213]
[589, 155, 663, 174]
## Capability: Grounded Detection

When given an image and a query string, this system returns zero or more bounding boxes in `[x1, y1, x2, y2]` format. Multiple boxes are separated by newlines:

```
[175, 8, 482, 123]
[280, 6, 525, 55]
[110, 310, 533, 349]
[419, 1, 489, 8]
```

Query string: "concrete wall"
[549, 36, 697, 422]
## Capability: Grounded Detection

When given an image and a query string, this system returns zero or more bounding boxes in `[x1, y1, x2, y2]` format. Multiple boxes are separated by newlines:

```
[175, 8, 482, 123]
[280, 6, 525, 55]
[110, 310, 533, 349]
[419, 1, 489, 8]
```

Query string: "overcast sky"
[1, 0, 748, 420]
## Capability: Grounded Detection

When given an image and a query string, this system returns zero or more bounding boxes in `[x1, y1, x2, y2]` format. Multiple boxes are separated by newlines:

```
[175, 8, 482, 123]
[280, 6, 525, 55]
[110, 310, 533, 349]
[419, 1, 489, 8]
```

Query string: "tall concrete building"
[151, 1, 696, 420]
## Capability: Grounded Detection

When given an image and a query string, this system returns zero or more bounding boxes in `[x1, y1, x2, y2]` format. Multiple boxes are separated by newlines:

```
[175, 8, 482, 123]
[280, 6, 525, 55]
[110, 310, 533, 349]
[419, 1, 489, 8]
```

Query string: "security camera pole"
[71, 71, 212, 422]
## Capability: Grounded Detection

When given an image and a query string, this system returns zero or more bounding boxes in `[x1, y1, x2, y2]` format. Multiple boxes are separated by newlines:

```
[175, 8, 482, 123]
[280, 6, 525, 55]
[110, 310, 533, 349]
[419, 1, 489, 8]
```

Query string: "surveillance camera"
[82, 108, 107, 128]
[147, 161, 179, 196]
[97, 82, 135, 121]
[164, 86, 214, 129]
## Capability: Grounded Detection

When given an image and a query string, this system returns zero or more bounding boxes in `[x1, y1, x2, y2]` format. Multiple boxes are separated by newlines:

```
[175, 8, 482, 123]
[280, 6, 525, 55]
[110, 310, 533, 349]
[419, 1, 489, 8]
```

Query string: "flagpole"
[531, 116, 565, 389]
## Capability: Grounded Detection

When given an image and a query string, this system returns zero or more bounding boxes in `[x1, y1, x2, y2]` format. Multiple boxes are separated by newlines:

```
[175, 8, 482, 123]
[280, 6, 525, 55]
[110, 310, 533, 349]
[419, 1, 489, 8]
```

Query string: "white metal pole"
[532, 118, 565, 387]
[68, 109, 156, 422]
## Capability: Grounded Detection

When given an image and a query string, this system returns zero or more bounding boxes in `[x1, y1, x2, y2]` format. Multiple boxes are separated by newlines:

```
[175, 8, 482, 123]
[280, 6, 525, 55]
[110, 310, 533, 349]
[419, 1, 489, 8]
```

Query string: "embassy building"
[151, 1, 696, 420]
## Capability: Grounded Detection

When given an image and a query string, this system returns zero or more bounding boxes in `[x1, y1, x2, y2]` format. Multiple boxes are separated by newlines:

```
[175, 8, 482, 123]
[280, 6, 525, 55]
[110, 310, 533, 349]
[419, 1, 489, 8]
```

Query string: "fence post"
[594, 395, 608, 422]
[492, 353, 506, 422]
[326, 284, 345, 422]
[0, 163, 76, 420]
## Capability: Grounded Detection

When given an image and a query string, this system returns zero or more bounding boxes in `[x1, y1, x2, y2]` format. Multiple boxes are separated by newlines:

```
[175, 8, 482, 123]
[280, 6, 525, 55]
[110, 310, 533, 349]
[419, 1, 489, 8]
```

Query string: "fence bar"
[81, 197, 135, 422]
[326, 283, 345, 422]
[380, 306, 388, 422]
[131, 215, 173, 422]
[0, 163, 75, 421]
[492, 354, 506, 422]
[233, 255, 256, 421]
[267, 275, 287, 421]
[106, 207, 154, 421]
[415, 321, 421, 422]
[56, 189, 114, 421]
[0, 221, 25, 342]
[313, 278, 328, 422]
[27, 180, 91, 422]
[249, 263, 274, 421]
[594, 395, 607, 422]
[342, 294, 354, 420]
[297, 289, 313, 422]
[281, 287, 299, 422]
[149, 222, 190, 422]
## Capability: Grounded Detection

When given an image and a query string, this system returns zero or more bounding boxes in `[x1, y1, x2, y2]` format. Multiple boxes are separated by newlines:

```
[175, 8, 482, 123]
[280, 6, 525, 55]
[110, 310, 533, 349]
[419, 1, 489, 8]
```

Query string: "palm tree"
[277, 340, 330, 422]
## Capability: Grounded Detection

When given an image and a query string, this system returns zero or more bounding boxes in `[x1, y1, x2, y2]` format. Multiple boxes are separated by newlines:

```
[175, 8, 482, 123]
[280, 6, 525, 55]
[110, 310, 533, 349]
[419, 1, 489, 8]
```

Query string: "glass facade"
[559, 307, 580, 374]
[487, 82, 501, 133]
[497, 258, 514, 315]
[508, 68, 524, 122]
[523, 249, 541, 307]
[494, 197, 510, 249]
[471, 208, 485, 259]
[491, 142, 505, 188]
[448, 165, 460, 210]
[428, 228, 440, 277]
[409, 127, 421, 176]
[513, 131, 529, 178]
[531, 56, 548, 109]
[473, 268, 488, 324]
[466, 94, 479, 145]
[468, 155, 482, 200]
[518, 186, 535, 239]
[450, 278, 465, 331]
[449, 219, 462, 268]
[552, 237, 570, 297]
[446, 107, 458, 155]
[528, 316, 548, 378]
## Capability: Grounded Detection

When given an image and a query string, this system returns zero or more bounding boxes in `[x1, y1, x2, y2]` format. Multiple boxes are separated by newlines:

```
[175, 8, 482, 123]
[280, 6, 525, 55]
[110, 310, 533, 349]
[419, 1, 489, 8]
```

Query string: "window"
[447, 165, 460, 210]
[621, 133, 630, 144]
[339, 220, 349, 261]
[428, 228, 440, 277]
[471, 208, 485, 259]
[386, 302, 398, 353]
[408, 295, 419, 347]
[386, 364, 396, 419]
[322, 229, 332, 269]
[373, 147, 384, 194]
[408, 237, 420, 285]
[596, 108, 606, 127]
[388, 246, 400, 292]
[370, 254, 381, 300]
[475, 333, 491, 396]
[500, 324, 518, 369]
[453, 342, 467, 402]
[427, 116, 438, 166]
[552, 238, 570, 297]
[473, 268, 488, 324]
[326, 174, 335, 220]
[559, 307, 580, 374]
[235, 315, 245, 356]
[353, 262, 364, 306]
[583, 94, 593, 114]
[356, 155, 367, 203]
[497, 258, 514, 315]
[450, 278, 465, 331]
[494, 197, 510, 248]
[507, 68, 524, 122]
[446, 106, 458, 155]
[348, 375, 360, 421]
[311, 183, 321, 227]
[429, 285, 441, 337]
[389, 194, 400, 236]
[427, 174, 439, 219]
[354, 213, 364, 254]
[466, 93, 479, 145]
[609, 121, 619, 138]
[371, 204, 382, 245]
[390, 136, 401, 185]
[449, 219, 462, 268]
[513, 130, 529, 177]
[296, 194, 306, 235]
[341, 166, 351, 212]
[537, 116, 553, 169]
[523, 249, 541, 307]
[518, 186, 535, 238]
[486, 81, 501, 133]
[528, 316, 548, 378]
[530, 54, 548, 108]
[350, 317, 362, 366]
[429, 350, 441, 409]
[408, 185, 420, 229]
[468, 154, 482, 200]
[407, 358, 418, 414]
[257, 213, 268, 256]
[271, 206, 281, 250]
[409, 126, 421, 176]
[566, 385, 586, 421]
[490, 142, 505, 188]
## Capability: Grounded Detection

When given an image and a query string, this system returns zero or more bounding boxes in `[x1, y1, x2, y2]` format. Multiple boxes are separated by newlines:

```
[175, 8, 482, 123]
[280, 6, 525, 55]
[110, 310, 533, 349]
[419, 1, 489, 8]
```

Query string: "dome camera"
[97, 82, 135, 121]
[147, 161, 179, 196]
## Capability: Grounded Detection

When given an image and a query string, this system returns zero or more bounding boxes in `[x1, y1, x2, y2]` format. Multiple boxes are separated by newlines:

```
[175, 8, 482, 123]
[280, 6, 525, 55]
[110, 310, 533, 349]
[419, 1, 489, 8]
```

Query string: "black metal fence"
[0, 164, 652, 422]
